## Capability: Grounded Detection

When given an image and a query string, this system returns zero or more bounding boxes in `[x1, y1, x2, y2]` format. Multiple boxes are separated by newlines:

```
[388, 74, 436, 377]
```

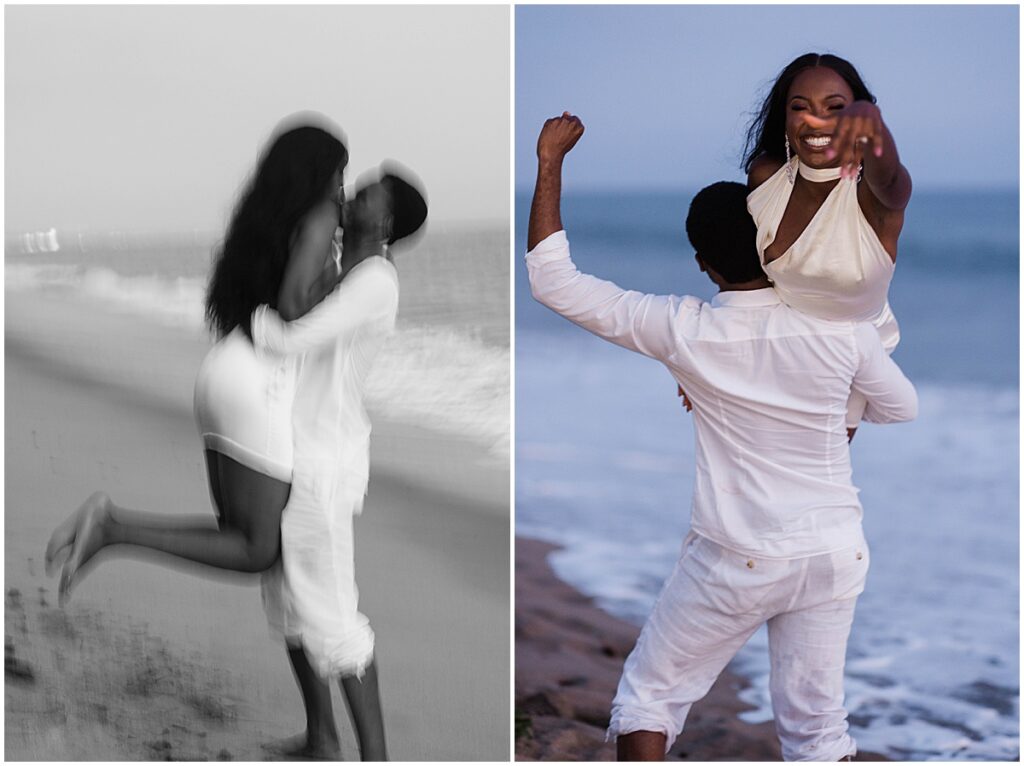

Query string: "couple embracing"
[526, 53, 917, 761]
[46, 114, 427, 760]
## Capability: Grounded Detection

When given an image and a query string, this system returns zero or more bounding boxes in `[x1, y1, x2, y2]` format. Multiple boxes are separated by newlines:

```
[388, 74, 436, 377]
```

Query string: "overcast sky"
[516, 5, 1018, 193]
[6, 5, 509, 233]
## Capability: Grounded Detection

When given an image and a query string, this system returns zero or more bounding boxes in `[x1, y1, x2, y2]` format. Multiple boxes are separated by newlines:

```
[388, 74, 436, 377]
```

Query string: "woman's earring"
[785, 134, 794, 184]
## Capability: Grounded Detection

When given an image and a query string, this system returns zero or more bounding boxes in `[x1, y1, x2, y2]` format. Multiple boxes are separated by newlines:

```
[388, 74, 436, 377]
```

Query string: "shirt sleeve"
[252, 259, 398, 355]
[525, 230, 694, 361]
[851, 323, 918, 423]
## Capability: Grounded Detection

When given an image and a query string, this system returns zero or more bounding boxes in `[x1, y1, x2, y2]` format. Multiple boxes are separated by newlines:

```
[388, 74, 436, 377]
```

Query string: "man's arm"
[851, 323, 918, 423]
[527, 232, 690, 360]
[525, 113, 691, 361]
[253, 260, 397, 356]
[527, 112, 584, 251]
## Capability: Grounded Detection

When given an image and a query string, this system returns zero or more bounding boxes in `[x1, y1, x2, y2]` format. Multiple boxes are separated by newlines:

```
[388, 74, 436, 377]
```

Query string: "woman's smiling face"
[785, 66, 855, 168]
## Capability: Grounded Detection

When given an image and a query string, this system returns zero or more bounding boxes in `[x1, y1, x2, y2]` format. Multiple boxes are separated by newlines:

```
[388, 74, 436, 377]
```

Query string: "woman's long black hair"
[205, 123, 347, 339]
[742, 53, 877, 175]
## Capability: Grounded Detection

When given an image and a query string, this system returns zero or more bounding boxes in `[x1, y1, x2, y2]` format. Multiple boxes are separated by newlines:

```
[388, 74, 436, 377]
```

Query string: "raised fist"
[537, 112, 585, 163]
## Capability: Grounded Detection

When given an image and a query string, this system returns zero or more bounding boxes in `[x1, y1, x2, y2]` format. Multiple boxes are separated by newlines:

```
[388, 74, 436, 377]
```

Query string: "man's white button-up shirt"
[253, 255, 399, 510]
[526, 230, 917, 559]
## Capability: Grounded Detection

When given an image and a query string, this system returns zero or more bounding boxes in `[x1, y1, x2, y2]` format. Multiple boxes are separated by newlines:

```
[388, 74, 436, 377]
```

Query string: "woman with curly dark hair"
[44, 116, 346, 601]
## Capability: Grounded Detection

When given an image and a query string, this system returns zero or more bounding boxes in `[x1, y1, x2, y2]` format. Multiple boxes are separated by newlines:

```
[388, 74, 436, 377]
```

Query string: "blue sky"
[516, 5, 1018, 193]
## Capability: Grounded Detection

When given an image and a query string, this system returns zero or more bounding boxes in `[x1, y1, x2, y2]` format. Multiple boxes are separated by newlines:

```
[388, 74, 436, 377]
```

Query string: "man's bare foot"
[262, 732, 342, 760]
[56, 492, 114, 606]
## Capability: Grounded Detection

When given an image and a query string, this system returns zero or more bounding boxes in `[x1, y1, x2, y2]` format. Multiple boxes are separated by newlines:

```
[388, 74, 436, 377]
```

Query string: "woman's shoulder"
[747, 155, 785, 190]
[299, 198, 341, 234]
[287, 200, 339, 254]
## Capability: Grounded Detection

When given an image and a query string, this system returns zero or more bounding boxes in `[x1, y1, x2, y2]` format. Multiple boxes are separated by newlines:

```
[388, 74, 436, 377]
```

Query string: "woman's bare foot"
[262, 731, 342, 760]
[55, 492, 114, 606]
[44, 492, 109, 576]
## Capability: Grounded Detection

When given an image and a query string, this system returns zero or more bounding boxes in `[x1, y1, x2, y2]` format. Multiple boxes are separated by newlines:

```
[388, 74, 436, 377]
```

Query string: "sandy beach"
[4, 288, 509, 761]
[515, 537, 888, 762]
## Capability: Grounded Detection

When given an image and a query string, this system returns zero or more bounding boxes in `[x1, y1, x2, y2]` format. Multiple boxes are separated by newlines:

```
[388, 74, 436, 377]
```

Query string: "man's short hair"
[377, 160, 427, 246]
[685, 181, 764, 284]
[381, 172, 427, 245]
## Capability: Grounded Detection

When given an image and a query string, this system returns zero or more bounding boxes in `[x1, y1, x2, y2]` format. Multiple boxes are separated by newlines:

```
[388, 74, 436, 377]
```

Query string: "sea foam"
[7, 259, 508, 459]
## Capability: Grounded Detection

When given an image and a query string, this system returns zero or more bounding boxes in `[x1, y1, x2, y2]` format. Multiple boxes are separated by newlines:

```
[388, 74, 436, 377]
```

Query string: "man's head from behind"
[685, 182, 766, 288]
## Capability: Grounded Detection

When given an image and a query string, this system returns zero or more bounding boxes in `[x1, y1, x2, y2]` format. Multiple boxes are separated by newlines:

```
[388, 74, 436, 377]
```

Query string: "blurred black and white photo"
[6, 5, 509, 761]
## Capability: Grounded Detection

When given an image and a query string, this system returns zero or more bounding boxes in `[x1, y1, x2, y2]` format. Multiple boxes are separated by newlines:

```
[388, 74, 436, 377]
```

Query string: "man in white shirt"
[254, 169, 427, 761]
[525, 113, 917, 761]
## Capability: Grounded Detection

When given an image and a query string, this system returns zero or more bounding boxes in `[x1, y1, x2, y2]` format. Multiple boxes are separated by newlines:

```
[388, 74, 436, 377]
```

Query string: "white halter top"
[747, 156, 899, 352]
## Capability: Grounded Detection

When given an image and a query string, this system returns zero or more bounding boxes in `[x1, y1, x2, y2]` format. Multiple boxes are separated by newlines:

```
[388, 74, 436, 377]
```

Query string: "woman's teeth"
[803, 135, 832, 148]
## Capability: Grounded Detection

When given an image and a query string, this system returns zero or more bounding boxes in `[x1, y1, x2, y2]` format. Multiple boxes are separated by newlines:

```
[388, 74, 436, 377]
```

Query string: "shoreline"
[515, 536, 889, 762]
[5, 287, 507, 515]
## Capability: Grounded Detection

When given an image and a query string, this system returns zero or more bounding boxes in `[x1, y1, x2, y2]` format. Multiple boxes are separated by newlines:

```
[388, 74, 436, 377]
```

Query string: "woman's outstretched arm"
[804, 106, 912, 212]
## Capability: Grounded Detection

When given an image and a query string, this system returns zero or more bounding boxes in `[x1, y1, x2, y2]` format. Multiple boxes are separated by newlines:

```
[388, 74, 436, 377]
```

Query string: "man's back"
[253, 255, 399, 500]
[527, 230, 917, 558]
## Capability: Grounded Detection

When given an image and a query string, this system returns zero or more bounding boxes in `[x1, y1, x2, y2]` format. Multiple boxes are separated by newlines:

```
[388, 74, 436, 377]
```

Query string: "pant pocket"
[699, 541, 786, 616]
[829, 537, 870, 601]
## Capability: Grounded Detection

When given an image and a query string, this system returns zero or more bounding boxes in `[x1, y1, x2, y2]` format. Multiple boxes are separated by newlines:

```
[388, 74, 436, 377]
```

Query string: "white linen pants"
[608, 530, 869, 761]
[262, 466, 375, 678]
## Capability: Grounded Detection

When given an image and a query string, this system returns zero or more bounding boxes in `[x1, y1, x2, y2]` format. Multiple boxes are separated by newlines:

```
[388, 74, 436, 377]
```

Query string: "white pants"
[608, 530, 869, 761]
[262, 466, 375, 678]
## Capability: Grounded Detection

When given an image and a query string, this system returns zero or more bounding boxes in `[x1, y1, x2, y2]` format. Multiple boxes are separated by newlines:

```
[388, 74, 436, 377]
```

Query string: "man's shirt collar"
[710, 287, 780, 309]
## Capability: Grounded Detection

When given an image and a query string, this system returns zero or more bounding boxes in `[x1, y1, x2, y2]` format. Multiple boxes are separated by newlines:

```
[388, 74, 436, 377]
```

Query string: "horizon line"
[514, 182, 1019, 196]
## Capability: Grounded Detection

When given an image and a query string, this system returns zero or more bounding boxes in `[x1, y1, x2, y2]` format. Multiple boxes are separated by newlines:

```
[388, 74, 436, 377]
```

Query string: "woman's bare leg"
[45, 450, 290, 604]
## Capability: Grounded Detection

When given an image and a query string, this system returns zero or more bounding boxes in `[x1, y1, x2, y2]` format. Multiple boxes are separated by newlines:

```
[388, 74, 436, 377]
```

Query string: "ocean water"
[5, 223, 510, 461]
[515, 189, 1019, 760]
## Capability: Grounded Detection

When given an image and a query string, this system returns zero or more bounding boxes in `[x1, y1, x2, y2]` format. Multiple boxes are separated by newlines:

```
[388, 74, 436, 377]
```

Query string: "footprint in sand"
[187, 692, 237, 723]
[5, 639, 36, 683]
[145, 738, 172, 757]
[6, 587, 29, 634]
